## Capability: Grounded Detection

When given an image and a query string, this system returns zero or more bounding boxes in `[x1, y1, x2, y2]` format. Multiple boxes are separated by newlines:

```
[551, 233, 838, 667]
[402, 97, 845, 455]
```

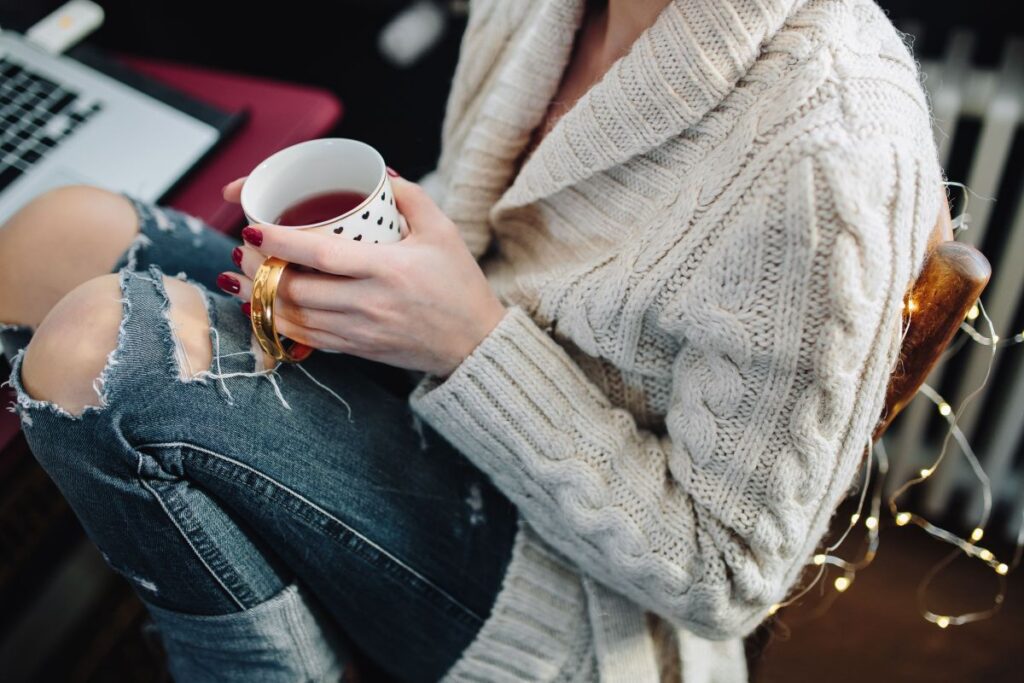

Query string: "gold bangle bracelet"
[250, 256, 305, 363]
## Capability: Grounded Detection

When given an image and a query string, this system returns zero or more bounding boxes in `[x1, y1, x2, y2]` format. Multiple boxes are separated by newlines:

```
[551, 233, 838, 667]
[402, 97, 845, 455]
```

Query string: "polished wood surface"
[873, 195, 991, 441]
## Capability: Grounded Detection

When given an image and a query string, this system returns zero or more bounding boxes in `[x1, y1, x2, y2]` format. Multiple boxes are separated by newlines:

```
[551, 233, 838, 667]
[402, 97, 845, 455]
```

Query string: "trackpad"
[21, 167, 97, 202]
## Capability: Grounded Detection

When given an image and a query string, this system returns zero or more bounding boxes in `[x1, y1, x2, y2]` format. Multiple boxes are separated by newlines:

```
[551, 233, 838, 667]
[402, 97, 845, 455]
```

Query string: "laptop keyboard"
[0, 56, 104, 192]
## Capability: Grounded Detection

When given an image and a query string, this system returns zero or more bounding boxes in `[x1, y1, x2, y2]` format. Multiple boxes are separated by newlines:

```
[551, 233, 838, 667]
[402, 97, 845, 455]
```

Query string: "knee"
[0, 185, 140, 325]
[21, 273, 213, 416]
[0, 184, 137, 245]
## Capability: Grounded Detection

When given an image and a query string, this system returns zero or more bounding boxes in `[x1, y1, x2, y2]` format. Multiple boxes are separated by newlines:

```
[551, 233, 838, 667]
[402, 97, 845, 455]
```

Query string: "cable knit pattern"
[411, 1, 942, 680]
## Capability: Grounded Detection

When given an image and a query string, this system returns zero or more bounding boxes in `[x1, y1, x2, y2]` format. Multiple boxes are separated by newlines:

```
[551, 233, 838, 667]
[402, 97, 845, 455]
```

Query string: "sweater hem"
[441, 521, 596, 682]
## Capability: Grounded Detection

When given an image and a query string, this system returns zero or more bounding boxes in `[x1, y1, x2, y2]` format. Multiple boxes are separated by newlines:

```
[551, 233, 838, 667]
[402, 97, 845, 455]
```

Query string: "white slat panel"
[886, 33, 978, 500]
[925, 41, 1024, 514]
[928, 31, 975, 167]
[962, 196, 1024, 522]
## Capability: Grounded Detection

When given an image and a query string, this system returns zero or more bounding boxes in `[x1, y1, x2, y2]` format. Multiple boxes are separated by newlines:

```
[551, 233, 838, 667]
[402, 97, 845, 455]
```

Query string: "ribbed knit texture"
[409, 0, 943, 680]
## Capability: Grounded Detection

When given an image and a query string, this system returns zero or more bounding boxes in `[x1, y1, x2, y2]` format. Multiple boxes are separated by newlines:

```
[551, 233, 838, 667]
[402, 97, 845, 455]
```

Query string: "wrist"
[438, 298, 507, 379]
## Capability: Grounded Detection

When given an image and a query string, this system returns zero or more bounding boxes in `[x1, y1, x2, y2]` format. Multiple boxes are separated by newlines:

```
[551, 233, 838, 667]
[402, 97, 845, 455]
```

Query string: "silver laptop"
[0, 27, 220, 225]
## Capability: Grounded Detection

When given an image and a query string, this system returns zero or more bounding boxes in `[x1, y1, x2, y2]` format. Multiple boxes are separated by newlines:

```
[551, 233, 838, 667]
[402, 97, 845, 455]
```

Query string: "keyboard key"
[0, 165, 23, 192]
[46, 92, 76, 115]
[43, 115, 72, 138]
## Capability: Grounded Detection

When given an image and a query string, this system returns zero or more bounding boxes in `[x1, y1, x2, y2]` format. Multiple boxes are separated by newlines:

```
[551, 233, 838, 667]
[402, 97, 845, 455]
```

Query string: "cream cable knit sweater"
[408, 0, 942, 680]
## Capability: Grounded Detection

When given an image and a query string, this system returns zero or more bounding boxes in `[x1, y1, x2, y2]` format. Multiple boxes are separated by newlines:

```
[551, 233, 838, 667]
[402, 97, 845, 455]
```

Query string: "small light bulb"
[906, 298, 918, 313]
[936, 616, 950, 629]
[896, 512, 911, 526]
[813, 554, 827, 565]
[996, 563, 1009, 575]
[966, 305, 979, 321]
[834, 576, 851, 592]
[865, 516, 878, 530]
[920, 468, 932, 478]
[992, 334, 1000, 344]
[768, 603, 780, 615]
[979, 549, 994, 562]
[938, 402, 952, 417]
[971, 528, 984, 542]
[850, 513, 860, 524]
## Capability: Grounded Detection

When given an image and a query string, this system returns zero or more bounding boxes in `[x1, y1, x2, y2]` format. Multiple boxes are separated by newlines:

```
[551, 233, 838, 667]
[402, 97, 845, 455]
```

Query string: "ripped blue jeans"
[0, 196, 518, 682]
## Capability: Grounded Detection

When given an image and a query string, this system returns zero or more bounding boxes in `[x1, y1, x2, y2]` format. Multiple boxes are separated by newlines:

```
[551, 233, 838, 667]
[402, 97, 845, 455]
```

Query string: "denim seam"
[136, 457, 248, 611]
[141, 473, 273, 610]
[138, 440, 486, 626]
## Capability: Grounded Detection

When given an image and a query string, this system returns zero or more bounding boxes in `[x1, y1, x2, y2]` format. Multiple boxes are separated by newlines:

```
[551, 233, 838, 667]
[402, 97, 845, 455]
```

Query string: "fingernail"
[217, 273, 241, 294]
[291, 343, 314, 361]
[241, 301, 251, 318]
[231, 247, 243, 267]
[241, 226, 263, 246]
[386, 166, 400, 178]
[221, 182, 229, 194]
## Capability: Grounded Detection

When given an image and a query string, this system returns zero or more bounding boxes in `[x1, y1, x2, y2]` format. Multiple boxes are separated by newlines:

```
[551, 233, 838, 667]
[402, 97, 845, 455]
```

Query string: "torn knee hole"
[18, 274, 125, 416]
[162, 276, 214, 381]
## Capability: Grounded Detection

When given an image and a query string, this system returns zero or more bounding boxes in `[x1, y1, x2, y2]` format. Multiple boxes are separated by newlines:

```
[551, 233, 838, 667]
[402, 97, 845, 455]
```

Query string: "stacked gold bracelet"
[250, 256, 305, 363]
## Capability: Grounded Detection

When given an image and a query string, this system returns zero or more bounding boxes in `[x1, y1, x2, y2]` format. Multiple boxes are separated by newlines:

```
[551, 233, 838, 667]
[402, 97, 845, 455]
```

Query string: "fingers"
[222, 176, 247, 204]
[389, 176, 450, 237]
[218, 269, 352, 353]
[234, 256, 368, 313]
[272, 315, 352, 353]
[240, 224, 383, 278]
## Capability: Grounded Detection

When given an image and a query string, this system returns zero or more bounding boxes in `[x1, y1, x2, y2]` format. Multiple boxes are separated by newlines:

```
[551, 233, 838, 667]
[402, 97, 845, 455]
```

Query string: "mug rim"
[240, 138, 387, 229]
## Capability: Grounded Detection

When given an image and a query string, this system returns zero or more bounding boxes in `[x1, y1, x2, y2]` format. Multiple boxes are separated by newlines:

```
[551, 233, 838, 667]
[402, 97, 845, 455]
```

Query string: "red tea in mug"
[274, 190, 367, 226]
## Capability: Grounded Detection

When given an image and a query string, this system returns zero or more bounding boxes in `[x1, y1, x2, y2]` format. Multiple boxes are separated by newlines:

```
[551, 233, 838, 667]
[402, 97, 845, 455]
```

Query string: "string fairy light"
[764, 185, 1024, 632]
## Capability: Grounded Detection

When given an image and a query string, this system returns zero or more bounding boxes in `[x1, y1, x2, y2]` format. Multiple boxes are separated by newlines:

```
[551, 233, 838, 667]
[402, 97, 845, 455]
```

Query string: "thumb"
[389, 175, 449, 236]
[222, 176, 247, 204]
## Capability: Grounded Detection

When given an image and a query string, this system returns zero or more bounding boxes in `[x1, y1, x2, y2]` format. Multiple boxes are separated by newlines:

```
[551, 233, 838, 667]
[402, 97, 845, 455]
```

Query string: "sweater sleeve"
[408, 139, 937, 640]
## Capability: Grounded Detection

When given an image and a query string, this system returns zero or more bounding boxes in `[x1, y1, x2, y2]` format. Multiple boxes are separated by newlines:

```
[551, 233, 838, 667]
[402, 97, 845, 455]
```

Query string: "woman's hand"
[217, 174, 507, 377]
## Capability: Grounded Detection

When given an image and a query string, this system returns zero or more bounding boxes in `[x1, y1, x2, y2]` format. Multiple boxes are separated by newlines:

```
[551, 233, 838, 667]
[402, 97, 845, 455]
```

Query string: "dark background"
[3, 0, 1022, 180]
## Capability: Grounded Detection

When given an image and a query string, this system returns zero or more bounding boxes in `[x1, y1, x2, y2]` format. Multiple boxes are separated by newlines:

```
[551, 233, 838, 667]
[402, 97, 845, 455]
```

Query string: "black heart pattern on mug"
[353, 234, 363, 241]
[334, 225, 344, 234]
[377, 216, 383, 225]
[361, 211, 370, 220]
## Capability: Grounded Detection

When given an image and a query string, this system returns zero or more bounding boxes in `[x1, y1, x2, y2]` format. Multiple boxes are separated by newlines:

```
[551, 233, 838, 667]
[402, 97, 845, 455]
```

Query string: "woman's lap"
[2, 194, 518, 682]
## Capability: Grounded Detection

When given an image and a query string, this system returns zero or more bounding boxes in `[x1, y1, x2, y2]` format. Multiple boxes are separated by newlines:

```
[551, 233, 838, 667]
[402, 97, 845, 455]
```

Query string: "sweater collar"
[470, 0, 805, 217]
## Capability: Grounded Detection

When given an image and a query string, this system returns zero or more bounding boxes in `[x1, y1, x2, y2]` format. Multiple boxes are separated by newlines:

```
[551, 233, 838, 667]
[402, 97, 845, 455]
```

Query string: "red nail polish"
[291, 343, 314, 361]
[386, 166, 400, 178]
[241, 226, 263, 246]
[241, 301, 251, 318]
[217, 273, 241, 294]
[231, 247, 243, 267]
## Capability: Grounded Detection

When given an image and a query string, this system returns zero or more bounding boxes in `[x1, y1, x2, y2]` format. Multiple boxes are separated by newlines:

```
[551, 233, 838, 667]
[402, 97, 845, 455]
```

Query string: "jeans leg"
[1, 195, 238, 364]
[114, 194, 242, 292]
[6, 266, 348, 682]
[4, 196, 517, 682]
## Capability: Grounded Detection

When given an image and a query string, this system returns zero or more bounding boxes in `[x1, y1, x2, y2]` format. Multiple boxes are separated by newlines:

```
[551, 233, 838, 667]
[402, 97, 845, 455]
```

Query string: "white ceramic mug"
[240, 138, 402, 244]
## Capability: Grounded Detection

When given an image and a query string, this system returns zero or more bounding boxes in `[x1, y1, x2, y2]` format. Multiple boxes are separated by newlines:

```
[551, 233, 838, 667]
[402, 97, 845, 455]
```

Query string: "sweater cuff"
[410, 304, 544, 404]
[408, 305, 598, 486]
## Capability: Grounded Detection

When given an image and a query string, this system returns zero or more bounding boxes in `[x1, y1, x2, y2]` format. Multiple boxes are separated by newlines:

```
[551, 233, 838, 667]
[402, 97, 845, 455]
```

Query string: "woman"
[0, 0, 941, 681]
